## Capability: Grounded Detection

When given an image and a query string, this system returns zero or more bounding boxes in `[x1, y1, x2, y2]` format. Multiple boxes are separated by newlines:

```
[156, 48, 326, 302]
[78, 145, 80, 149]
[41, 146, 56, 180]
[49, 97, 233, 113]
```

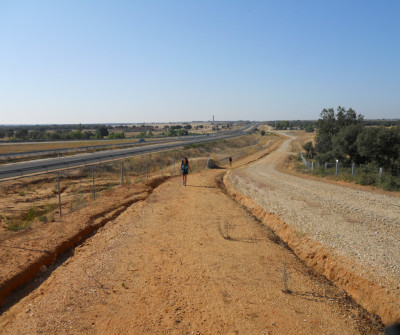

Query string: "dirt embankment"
[0, 176, 168, 305]
[224, 136, 400, 325]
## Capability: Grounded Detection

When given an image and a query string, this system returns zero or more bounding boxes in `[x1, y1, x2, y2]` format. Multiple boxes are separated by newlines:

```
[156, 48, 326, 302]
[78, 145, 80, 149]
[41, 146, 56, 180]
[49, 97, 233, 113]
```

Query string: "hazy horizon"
[1, 1, 399, 124]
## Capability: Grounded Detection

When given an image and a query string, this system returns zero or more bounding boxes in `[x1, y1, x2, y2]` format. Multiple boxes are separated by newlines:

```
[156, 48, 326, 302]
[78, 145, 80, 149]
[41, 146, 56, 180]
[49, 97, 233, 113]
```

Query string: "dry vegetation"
[0, 122, 241, 155]
[0, 138, 168, 155]
[0, 131, 274, 234]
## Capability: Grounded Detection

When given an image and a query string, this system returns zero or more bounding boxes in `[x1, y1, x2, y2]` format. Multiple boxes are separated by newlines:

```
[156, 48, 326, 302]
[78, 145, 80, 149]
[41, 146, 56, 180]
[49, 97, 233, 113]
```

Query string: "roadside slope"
[226, 137, 400, 324]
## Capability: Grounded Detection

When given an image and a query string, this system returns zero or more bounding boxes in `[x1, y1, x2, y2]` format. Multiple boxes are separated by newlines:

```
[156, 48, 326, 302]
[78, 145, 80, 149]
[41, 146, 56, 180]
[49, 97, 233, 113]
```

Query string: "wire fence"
[0, 146, 244, 232]
[299, 152, 400, 191]
[0, 126, 262, 232]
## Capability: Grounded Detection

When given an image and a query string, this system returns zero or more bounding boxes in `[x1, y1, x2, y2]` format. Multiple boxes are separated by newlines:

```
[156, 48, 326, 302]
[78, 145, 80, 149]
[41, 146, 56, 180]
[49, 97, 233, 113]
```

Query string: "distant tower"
[212, 115, 214, 122]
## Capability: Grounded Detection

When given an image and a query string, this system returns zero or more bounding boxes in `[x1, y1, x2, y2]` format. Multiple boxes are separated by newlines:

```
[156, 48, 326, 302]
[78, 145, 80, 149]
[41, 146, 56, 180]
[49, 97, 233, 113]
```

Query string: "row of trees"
[312, 107, 400, 173]
[267, 120, 315, 132]
[0, 125, 114, 141]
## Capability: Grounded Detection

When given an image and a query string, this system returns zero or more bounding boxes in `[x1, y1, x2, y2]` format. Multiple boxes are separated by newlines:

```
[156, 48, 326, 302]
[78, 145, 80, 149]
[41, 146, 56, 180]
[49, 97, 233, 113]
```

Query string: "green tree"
[176, 129, 189, 136]
[332, 124, 363, 163]
[6, 129, 14, 138]
[304, 123, 314, 132]
[315, 107, 364, 163]
[302, 141, 315, 159]
[260, 130, 266, 136]
[166, 128, 177, 137]
[15, 128, 29, 139]
[109, 132, 125, 139]
[357, 126, 400, 170]
[97, 125, 109, 137]
[275, 121, 289, 130]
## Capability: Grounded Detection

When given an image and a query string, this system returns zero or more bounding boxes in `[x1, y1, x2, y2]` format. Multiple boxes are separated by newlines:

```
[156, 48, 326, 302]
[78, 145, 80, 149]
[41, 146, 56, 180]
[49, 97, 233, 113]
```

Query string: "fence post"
[311, 162, 314, 171]
[92, 165, 95, 200]
[57, 172, 62, 219]
[120, 162, 124, 185]
[379, 167, 383, 182]
[352, 162, 355, 176]
[324, 162, 327, 171]
[335, 160, 339, 176]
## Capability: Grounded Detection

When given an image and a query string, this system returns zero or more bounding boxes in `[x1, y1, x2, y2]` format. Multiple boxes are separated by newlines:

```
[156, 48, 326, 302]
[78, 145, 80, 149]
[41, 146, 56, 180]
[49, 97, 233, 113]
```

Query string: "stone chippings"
[229, 166, 400, 286]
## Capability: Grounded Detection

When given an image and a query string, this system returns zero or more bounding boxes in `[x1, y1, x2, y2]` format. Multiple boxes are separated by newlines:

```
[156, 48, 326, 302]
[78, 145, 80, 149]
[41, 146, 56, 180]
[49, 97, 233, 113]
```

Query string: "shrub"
[4, 217, 32, 231]
[26, 207, 41, 221]
[355, 173, 377, 186]
[39, 216, 48, 223]
[381, 175, 400, 191]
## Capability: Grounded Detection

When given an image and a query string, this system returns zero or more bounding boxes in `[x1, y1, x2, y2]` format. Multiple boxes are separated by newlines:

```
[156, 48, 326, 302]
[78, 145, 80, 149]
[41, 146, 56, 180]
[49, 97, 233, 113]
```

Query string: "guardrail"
[0, 128, 255, 182]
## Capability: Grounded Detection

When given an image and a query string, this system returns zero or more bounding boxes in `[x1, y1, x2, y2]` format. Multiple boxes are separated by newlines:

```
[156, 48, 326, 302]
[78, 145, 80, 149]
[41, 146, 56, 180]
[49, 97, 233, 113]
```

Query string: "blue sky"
[0, 1, 399, 124]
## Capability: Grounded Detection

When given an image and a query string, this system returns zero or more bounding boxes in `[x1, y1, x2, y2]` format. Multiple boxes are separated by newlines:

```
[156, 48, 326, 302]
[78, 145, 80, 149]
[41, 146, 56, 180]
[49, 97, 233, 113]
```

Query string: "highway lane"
[0, 128, 255, 182]
[0, 137, 180, 160]
[0, 129, 246, 160]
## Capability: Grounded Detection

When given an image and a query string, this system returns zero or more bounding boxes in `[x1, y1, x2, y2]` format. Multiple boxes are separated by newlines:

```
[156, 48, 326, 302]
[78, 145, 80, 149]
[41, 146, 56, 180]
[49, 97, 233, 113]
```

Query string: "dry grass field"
[0, 138, 160, 155]
[0, 122, 241, 155]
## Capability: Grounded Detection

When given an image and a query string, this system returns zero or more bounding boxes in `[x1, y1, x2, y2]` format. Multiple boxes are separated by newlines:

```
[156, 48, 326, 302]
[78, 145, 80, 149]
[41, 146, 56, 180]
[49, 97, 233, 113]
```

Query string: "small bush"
[39, 216, 48, 223]
[4, 217, 32, 231]
[281, 264, 292, 294]
[44, 203, 57, 212]
[381, 175, 400, 191]
[355, 172, 377, 186]
[25, 207, 41, 221]
[19, 191, 25, 196]
[70, 193, 86, 211]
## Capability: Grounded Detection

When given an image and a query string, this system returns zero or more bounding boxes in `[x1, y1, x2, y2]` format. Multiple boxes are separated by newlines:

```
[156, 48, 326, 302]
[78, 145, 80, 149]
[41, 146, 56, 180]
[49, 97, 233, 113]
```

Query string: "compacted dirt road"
[0, 153, 381, 334]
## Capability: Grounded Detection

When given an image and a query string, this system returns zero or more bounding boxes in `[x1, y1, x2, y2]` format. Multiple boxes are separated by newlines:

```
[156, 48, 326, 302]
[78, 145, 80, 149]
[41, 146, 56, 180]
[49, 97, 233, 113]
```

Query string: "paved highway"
[0, 126, 257, 182]
[0, 135, 199, 160]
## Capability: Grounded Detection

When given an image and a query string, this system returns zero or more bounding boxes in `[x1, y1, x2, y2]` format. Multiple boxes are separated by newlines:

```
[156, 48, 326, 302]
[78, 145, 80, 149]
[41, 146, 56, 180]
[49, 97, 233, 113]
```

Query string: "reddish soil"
[0, 177, 168, 304]
[0, 145, 383, 334]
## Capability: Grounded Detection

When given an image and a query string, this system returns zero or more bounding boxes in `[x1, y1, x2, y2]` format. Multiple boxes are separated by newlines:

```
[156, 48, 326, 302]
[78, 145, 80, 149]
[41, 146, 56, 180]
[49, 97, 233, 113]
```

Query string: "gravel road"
[228, 138, 400, 286]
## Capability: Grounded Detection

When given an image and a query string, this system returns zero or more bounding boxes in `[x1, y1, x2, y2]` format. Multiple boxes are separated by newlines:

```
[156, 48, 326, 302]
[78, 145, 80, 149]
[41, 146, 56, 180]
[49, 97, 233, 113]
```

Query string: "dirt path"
[227, 137, 400, 325]
[0, 164, 379, 334]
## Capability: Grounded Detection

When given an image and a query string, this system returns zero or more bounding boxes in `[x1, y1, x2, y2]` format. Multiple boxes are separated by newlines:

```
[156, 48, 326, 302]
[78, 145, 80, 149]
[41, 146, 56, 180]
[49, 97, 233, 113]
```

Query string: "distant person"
[229, 156, 232, 166]
[181, 157, 191, 186]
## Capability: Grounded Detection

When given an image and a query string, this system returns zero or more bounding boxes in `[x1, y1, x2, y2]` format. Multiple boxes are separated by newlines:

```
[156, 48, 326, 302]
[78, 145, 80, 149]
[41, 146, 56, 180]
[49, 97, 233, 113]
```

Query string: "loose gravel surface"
[228, 138, 400, 287]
